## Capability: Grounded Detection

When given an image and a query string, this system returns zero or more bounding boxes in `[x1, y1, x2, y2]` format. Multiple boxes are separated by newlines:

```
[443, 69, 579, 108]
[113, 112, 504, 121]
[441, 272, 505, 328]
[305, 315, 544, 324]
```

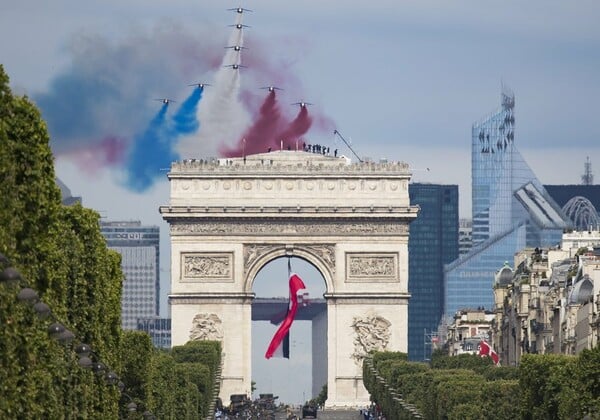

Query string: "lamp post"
[0, 258, 156, 420]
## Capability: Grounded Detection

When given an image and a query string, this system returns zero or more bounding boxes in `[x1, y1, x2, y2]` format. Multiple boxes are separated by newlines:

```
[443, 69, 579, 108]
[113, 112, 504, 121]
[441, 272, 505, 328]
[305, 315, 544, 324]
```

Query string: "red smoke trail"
[68, 136, 127, 174]
[276, 106, 312, 150]
[220, 90, 285, 157]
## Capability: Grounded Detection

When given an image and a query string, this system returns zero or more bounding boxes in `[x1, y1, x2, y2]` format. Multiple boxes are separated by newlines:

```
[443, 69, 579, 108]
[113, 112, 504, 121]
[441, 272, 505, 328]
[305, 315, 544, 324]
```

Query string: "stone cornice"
[160, 205, 419, 217]
[167, 218, 411, 236]
[169, 156, 410, 177]
[324, 292, 411, 304]
[169, 292, 410, 305]
[169, 292, 254, 305]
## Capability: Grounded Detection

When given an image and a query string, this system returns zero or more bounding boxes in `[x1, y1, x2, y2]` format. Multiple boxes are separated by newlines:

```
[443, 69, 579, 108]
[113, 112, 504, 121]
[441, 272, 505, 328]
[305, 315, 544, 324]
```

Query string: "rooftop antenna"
[333, 129, 363, 163]
[581, 156, 593, 185]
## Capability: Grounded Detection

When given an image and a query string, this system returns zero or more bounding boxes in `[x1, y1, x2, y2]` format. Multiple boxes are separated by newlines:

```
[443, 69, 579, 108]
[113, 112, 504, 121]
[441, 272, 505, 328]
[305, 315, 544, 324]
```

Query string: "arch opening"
[251, 256, 328, 406]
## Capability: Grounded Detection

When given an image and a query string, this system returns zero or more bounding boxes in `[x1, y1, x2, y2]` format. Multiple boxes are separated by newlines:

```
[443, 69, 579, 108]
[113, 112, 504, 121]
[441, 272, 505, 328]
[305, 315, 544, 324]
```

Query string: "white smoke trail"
[177, 12, 251, 159]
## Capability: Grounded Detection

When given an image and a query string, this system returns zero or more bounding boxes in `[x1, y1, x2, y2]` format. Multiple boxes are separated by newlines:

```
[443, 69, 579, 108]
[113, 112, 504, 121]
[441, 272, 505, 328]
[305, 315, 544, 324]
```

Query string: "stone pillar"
[312, 309, 328, 398]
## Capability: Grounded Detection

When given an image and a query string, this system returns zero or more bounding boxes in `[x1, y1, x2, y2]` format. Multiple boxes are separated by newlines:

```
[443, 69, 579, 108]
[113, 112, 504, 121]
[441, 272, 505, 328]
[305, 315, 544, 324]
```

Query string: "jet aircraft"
[225, 45, 246, 51]
[154, 98, 175, 104]
[261, 86, 283, 92]
[188, 83, 210, 88]
[229, 24, 250, 29]
[228, 7, 252, 13]
[292, 101, 313, 108]
[224, 64, 246, 70]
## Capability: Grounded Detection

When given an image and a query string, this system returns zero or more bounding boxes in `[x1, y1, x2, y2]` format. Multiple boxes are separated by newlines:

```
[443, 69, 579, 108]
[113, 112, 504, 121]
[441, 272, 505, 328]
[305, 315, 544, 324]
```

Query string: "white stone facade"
[160, 151, 418, 407]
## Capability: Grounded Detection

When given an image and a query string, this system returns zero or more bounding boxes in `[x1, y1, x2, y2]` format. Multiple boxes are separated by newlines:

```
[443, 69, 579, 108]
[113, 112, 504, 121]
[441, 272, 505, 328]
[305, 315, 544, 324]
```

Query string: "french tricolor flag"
[265, 273, 307, 359]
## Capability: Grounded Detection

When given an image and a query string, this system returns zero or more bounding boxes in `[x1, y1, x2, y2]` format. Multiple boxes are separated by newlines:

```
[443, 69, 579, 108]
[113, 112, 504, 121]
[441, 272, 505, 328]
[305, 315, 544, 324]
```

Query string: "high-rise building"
[56, 177, 81, 205]
[408, 183, 459, 361]
[458, 219, 473, 256]
[100, 221, 160, 330]
[137, 317, 172, 349]
[444, 88, 570, 317]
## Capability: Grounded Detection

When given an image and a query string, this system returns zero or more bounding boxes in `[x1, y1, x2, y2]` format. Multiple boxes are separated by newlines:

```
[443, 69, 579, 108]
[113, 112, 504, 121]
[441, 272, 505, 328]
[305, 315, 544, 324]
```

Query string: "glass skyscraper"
[444, 88, 570, 317]
[101, 221, 160, 330]
[408, 183, 458, 361]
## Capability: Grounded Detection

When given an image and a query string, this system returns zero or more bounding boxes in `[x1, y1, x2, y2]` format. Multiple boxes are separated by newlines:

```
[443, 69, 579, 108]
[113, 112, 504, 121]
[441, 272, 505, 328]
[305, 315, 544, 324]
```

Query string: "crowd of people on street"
[359, 403, 386, 420]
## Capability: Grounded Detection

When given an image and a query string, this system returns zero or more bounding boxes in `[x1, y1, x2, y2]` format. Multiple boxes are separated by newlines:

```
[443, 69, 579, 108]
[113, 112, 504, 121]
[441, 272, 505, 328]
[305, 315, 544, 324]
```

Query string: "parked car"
[302, 403, 317, 419]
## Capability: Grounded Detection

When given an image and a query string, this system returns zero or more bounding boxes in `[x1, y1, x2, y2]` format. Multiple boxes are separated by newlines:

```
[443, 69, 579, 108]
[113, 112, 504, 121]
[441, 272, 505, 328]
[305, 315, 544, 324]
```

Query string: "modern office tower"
[408, 183, 459, 361]
[100, 221, 160, 330]
[137, 317, 172, 349]
[444, 88, 570, 317]
[458, 219, 473, 256]
[56, 177, 81, 205]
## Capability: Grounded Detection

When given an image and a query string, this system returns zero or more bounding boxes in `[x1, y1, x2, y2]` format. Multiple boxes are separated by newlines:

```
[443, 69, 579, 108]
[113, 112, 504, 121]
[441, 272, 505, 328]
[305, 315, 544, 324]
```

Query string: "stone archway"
[250, 254, 328, 403]
[160, 151, 418, 407]
[244, 244, 335, 293]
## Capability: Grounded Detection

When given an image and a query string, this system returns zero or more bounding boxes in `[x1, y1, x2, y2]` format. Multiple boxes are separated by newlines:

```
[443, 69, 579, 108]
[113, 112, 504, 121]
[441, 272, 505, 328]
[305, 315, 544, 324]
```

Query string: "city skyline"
[3, 1, 597, 316]
[444, 90, 570, 317]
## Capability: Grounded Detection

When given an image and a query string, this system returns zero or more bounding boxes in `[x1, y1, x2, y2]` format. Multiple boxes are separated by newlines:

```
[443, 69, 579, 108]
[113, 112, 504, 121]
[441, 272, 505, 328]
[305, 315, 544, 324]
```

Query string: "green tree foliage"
[147, 352, 179, 418]
[519, 354, 575, 419]
[366, 350, 600, 420]
[430, 352, 493, 370]
[120, 331, 155, 403]
[571, 345, 600, 417]
[0, 65, 122, 418]
[177, 362, 211, 417]
[171, 340, 221, 376]
[372, 351, 408, 370]
[315, 384, 327, 407]
[171, 340, 221, 416]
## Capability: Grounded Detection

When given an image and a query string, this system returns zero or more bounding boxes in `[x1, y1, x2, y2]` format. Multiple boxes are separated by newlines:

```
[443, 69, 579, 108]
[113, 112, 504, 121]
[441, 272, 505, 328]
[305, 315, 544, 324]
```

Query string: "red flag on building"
[478, 339, 500, 365]
[265, 273, 307, 359]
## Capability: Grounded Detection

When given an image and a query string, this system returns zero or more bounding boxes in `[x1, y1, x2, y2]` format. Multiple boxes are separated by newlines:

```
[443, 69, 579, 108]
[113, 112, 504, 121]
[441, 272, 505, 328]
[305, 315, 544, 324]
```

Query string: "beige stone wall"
[161, 151, 417, 407]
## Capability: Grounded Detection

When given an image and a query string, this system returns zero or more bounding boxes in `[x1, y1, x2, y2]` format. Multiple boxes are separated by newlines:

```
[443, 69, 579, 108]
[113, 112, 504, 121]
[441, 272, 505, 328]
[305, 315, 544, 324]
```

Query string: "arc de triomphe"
[159, 151, 418, 407]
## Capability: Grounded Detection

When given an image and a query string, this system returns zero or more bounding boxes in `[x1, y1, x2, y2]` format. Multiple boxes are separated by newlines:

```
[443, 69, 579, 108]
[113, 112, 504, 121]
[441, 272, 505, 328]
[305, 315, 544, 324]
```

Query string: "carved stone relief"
[350, 315, 392, 364]
[303, 244, 335, 272]
[189, 313, 224, 342]
[181, 253, 233, 282]
[243, 244, 336, 275]
[243, 244, 273, 274]
[346, 253, 398, 282]
[172, 221, 408, 236]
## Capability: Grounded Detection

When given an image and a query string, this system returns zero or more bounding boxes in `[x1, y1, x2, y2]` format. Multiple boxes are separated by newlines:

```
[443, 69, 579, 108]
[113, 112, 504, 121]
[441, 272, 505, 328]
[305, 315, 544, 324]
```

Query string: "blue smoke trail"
[124, 104, 175, 192]
[172, 86, 203, 134]
[123, 87, 203, 192]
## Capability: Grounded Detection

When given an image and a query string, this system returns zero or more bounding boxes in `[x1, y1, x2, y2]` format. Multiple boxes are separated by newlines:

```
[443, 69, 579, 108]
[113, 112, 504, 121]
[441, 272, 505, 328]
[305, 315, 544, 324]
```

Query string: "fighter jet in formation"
[154, 98, 176, 104]
[229, 23, 250, 29]
[260, 86, 283, 92]
[292, 101, 313, 108]
[225, 45, 247, 51]
[224, 64, 247, 70]
[188, 83, 210, 89]
[228, 7, 252, 14]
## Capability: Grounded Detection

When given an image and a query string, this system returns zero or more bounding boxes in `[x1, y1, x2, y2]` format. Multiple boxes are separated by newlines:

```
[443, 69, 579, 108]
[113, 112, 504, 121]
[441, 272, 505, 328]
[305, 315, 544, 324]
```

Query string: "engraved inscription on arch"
[346, 253, 398, 282]
[181, 252, 234, 282]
